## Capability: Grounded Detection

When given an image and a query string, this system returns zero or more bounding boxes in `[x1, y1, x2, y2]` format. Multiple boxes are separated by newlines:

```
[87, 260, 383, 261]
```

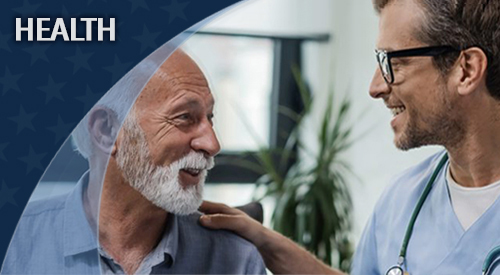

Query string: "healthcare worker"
[199, 0, 500, 274]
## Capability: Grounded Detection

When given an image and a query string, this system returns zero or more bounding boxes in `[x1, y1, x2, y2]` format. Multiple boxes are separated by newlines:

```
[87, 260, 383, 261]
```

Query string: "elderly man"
[198, 0, 500, 274]
[1, 49, 266, 275]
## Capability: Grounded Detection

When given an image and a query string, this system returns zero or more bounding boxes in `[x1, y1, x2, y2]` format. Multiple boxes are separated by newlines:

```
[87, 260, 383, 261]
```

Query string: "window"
[184, 35, 274, 151]
[186, 31, 329, 183]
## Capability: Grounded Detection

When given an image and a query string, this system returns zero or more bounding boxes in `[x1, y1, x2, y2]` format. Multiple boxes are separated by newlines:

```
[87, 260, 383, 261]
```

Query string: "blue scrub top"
[351, 151, 500, 275]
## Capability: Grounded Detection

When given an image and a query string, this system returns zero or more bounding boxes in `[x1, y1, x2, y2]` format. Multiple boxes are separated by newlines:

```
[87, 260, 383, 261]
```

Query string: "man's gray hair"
[72, 44, 180, 159]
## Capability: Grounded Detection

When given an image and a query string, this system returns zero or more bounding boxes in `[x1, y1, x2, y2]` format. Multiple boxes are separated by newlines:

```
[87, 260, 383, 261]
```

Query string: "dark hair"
[373, 0, 500, 99]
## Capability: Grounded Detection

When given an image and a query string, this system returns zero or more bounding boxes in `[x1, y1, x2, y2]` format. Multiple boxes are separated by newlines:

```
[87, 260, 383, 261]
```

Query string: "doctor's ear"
[88, 107, 120, 157]
[455, 47, 488, 96]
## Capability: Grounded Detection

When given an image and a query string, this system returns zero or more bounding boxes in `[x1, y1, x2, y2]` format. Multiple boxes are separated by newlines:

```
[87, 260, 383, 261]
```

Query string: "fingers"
[199, 212, 267, 249]
[198, 200, 266, 246]
[199, 213, 243, 231]
[199, 200, 241, 215]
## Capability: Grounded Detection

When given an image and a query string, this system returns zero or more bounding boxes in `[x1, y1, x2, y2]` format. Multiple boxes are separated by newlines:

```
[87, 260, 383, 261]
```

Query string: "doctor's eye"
[391, 58, 409, 68]
[391, 61, 402, 69]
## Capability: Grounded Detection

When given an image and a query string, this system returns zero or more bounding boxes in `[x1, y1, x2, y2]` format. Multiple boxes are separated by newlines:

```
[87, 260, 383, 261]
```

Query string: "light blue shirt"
[351, 151, 500, 275]
[1, 172, 266, 274]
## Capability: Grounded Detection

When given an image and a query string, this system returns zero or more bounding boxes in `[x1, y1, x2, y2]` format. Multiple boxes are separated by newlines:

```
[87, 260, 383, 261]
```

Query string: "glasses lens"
[376, 51, 392, 83]
[386, 266, 404, 275]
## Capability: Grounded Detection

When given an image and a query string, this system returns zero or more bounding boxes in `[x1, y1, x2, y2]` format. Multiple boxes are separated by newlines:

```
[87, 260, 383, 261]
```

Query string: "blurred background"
[32, 0, 441, 271]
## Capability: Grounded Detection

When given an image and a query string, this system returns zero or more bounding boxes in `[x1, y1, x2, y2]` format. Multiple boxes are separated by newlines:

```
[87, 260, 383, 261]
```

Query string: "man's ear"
[456, 47, 488, 96]
[87, 107, 120, 157]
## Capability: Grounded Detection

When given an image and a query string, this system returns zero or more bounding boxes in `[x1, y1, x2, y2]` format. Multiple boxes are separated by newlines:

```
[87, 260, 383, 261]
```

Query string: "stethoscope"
[386, 153, 500, 275]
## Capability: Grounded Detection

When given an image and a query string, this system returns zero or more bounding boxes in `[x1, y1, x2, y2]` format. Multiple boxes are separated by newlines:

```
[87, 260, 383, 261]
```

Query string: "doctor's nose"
[369, 67, 391, 99]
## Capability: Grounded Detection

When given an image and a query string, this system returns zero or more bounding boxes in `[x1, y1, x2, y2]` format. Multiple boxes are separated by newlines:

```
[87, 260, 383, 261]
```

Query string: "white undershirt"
[446, 164, 500, 230]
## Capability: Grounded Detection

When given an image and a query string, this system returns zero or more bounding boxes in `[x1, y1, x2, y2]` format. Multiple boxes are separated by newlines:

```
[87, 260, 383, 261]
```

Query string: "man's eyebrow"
[171, 98, 202, 111]
[169, 97, 214, 113]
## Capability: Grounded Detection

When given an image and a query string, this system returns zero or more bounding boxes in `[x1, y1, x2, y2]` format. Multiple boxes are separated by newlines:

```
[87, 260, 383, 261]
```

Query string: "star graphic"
[0, 31, 12, 52]
[103, 55, 133, 83]
[9, 106, 36, 134]
[65, 46, 94, 74]
[47, 116, 76, 144]
[77, 85, 102, 112]
[23, 43, 50, 65]
[12, 0, 42, 14]
[0, 67, 22, 95]
[0, 143, 8, 161]
[0, 181, 19, 210]
[18, 146, 46, 174]
[128, 0, 149, 13]
[162, 0, 190, 23]
[38, 76, 66, 104]
[133, 26, 161, 54]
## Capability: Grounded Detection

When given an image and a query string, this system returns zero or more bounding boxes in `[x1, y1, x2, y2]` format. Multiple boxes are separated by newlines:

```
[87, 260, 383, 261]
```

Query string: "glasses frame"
[375, 45, 460, 84]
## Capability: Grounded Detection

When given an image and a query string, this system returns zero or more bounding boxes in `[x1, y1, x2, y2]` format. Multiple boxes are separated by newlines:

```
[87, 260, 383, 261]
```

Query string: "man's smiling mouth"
[390, 106, 406, 116]
[181, 168, 202, 176]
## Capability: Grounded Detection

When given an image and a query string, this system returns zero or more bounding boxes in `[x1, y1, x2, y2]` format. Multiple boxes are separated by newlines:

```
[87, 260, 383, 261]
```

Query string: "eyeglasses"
[375, 45, 460, 84]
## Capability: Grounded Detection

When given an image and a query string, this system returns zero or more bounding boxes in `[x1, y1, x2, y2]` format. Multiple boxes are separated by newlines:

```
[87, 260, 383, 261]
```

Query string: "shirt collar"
[164, 214, 179, 264]
[63, 171, 99, 257]
[98, 212, 180, 274]
[150, 213, 180, 267]
[62, 171, 180, 265]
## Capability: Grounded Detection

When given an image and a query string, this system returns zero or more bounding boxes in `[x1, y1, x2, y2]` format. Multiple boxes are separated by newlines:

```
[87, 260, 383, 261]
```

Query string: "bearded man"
[1, 49, 266, 275]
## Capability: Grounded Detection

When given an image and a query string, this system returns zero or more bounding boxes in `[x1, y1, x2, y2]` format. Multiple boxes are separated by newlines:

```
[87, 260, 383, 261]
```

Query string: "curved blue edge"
[0, 0, 244, 269]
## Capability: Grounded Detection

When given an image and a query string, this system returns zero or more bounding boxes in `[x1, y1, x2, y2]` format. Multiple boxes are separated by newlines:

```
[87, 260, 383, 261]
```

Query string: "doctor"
[199, 0, 500, 274]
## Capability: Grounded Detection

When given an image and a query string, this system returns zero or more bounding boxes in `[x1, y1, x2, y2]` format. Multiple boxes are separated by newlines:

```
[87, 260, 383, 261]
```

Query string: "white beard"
[115, 113, 214, 215]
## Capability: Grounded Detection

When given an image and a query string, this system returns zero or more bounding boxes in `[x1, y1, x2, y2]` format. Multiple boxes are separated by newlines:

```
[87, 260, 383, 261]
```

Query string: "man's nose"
[369, 67, 391, 99]
[191, 121, 221, 158]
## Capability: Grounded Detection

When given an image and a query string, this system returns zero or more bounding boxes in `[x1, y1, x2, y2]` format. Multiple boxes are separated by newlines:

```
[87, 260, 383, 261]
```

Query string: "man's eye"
[177, 113, 192, 121]
[391, 61, 404, 72]
[207, 114, 214, 123]
[392, 58, 408, 67]
[391, 61, 402, 68]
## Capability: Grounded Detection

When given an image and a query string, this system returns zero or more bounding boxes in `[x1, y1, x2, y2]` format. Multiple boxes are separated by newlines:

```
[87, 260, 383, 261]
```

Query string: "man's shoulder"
[177, 212, 257, 249]
[2, 194, 69, 274]
[9, 194, 68, 249]
[22, 193, 67, 218]
[175, 212, 266, 274]
[388, 150, 446, 191]
[10, 193, 68, 241]
[373, 150, 446, 215]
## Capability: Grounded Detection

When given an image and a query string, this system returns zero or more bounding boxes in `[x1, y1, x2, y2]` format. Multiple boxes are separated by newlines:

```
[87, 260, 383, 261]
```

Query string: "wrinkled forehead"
[134, 51, 211, 110]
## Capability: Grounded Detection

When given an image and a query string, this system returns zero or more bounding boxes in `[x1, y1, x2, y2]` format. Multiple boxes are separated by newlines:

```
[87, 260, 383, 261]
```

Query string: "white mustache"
[170, 151, 215, 171]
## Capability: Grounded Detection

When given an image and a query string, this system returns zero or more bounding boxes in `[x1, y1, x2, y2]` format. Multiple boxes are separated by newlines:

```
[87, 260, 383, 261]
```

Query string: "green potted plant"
[251, 69, 355, 271]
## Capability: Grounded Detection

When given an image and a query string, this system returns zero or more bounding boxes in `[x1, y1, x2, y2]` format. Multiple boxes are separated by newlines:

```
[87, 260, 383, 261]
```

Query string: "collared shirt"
[1, 172, 266, 274]
[97, 213, 179, 274]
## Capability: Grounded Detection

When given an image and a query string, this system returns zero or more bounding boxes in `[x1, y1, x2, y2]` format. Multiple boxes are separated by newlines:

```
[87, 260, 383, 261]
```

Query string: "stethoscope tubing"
[483, 246, 500, 275]
[391, 153, 500, 275]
